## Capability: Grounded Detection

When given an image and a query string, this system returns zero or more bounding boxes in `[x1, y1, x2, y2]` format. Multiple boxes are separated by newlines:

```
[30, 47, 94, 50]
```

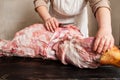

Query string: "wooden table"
[0, 57, 120, 80]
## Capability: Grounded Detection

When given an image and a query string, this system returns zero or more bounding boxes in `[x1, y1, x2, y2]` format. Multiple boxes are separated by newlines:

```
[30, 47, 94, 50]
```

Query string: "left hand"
[93, 28, 114, 53]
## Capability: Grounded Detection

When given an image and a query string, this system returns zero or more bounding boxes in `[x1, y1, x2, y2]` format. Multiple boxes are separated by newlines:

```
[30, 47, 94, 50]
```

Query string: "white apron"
[49, 0, 88, 37]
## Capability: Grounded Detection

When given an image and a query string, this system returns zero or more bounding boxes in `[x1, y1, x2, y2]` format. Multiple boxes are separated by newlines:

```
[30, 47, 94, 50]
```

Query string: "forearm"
[36, 6, 51, 22]
[36, 6, 59, 32]
[93, 7, 114, 53]
[95, 7, 112, 32]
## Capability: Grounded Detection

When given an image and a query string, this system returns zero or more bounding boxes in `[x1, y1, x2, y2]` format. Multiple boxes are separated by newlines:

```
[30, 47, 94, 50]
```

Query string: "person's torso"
[50, 0, 87, 16]
[49, 0, 89, 37]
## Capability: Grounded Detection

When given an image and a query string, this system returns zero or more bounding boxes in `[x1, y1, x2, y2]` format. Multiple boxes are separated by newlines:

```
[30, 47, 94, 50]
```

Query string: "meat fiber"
[0, 23, 115, 68]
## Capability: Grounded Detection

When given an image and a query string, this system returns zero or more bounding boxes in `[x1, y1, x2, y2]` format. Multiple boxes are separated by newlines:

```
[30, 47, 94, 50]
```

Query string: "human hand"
[44, 17, 59, 32]
[93, 28, 114, 53]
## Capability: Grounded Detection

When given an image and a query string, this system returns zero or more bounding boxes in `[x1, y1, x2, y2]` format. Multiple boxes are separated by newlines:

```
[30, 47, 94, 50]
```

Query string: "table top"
[0, 57, 120, 80]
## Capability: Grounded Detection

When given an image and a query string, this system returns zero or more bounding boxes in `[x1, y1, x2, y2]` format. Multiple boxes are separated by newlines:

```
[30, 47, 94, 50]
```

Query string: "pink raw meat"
[0, 24, 102, 68]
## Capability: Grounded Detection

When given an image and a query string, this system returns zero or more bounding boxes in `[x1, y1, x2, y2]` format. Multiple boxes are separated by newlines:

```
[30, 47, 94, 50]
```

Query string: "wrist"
[99, 26, 112, 33]
[43, 14, 52, 22]
[44, 17, 52, 22]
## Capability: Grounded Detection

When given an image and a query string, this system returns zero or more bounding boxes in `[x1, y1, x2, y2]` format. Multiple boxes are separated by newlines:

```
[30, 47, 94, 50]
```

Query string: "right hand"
[44, 17, 59, 32]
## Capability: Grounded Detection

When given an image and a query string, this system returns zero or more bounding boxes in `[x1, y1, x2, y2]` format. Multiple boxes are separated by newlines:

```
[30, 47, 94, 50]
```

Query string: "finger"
[93, 37, 101, 51]
[97, 38, 106, 53]
[53, 18, 59, 28]
[103, 39, 110, 52]
[45, 22, 50, 31]
[48, 22, 54, 32]
[46, 21, 52, 32]
[50, 19, 56, 32]
[109, 39, 114, 49]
